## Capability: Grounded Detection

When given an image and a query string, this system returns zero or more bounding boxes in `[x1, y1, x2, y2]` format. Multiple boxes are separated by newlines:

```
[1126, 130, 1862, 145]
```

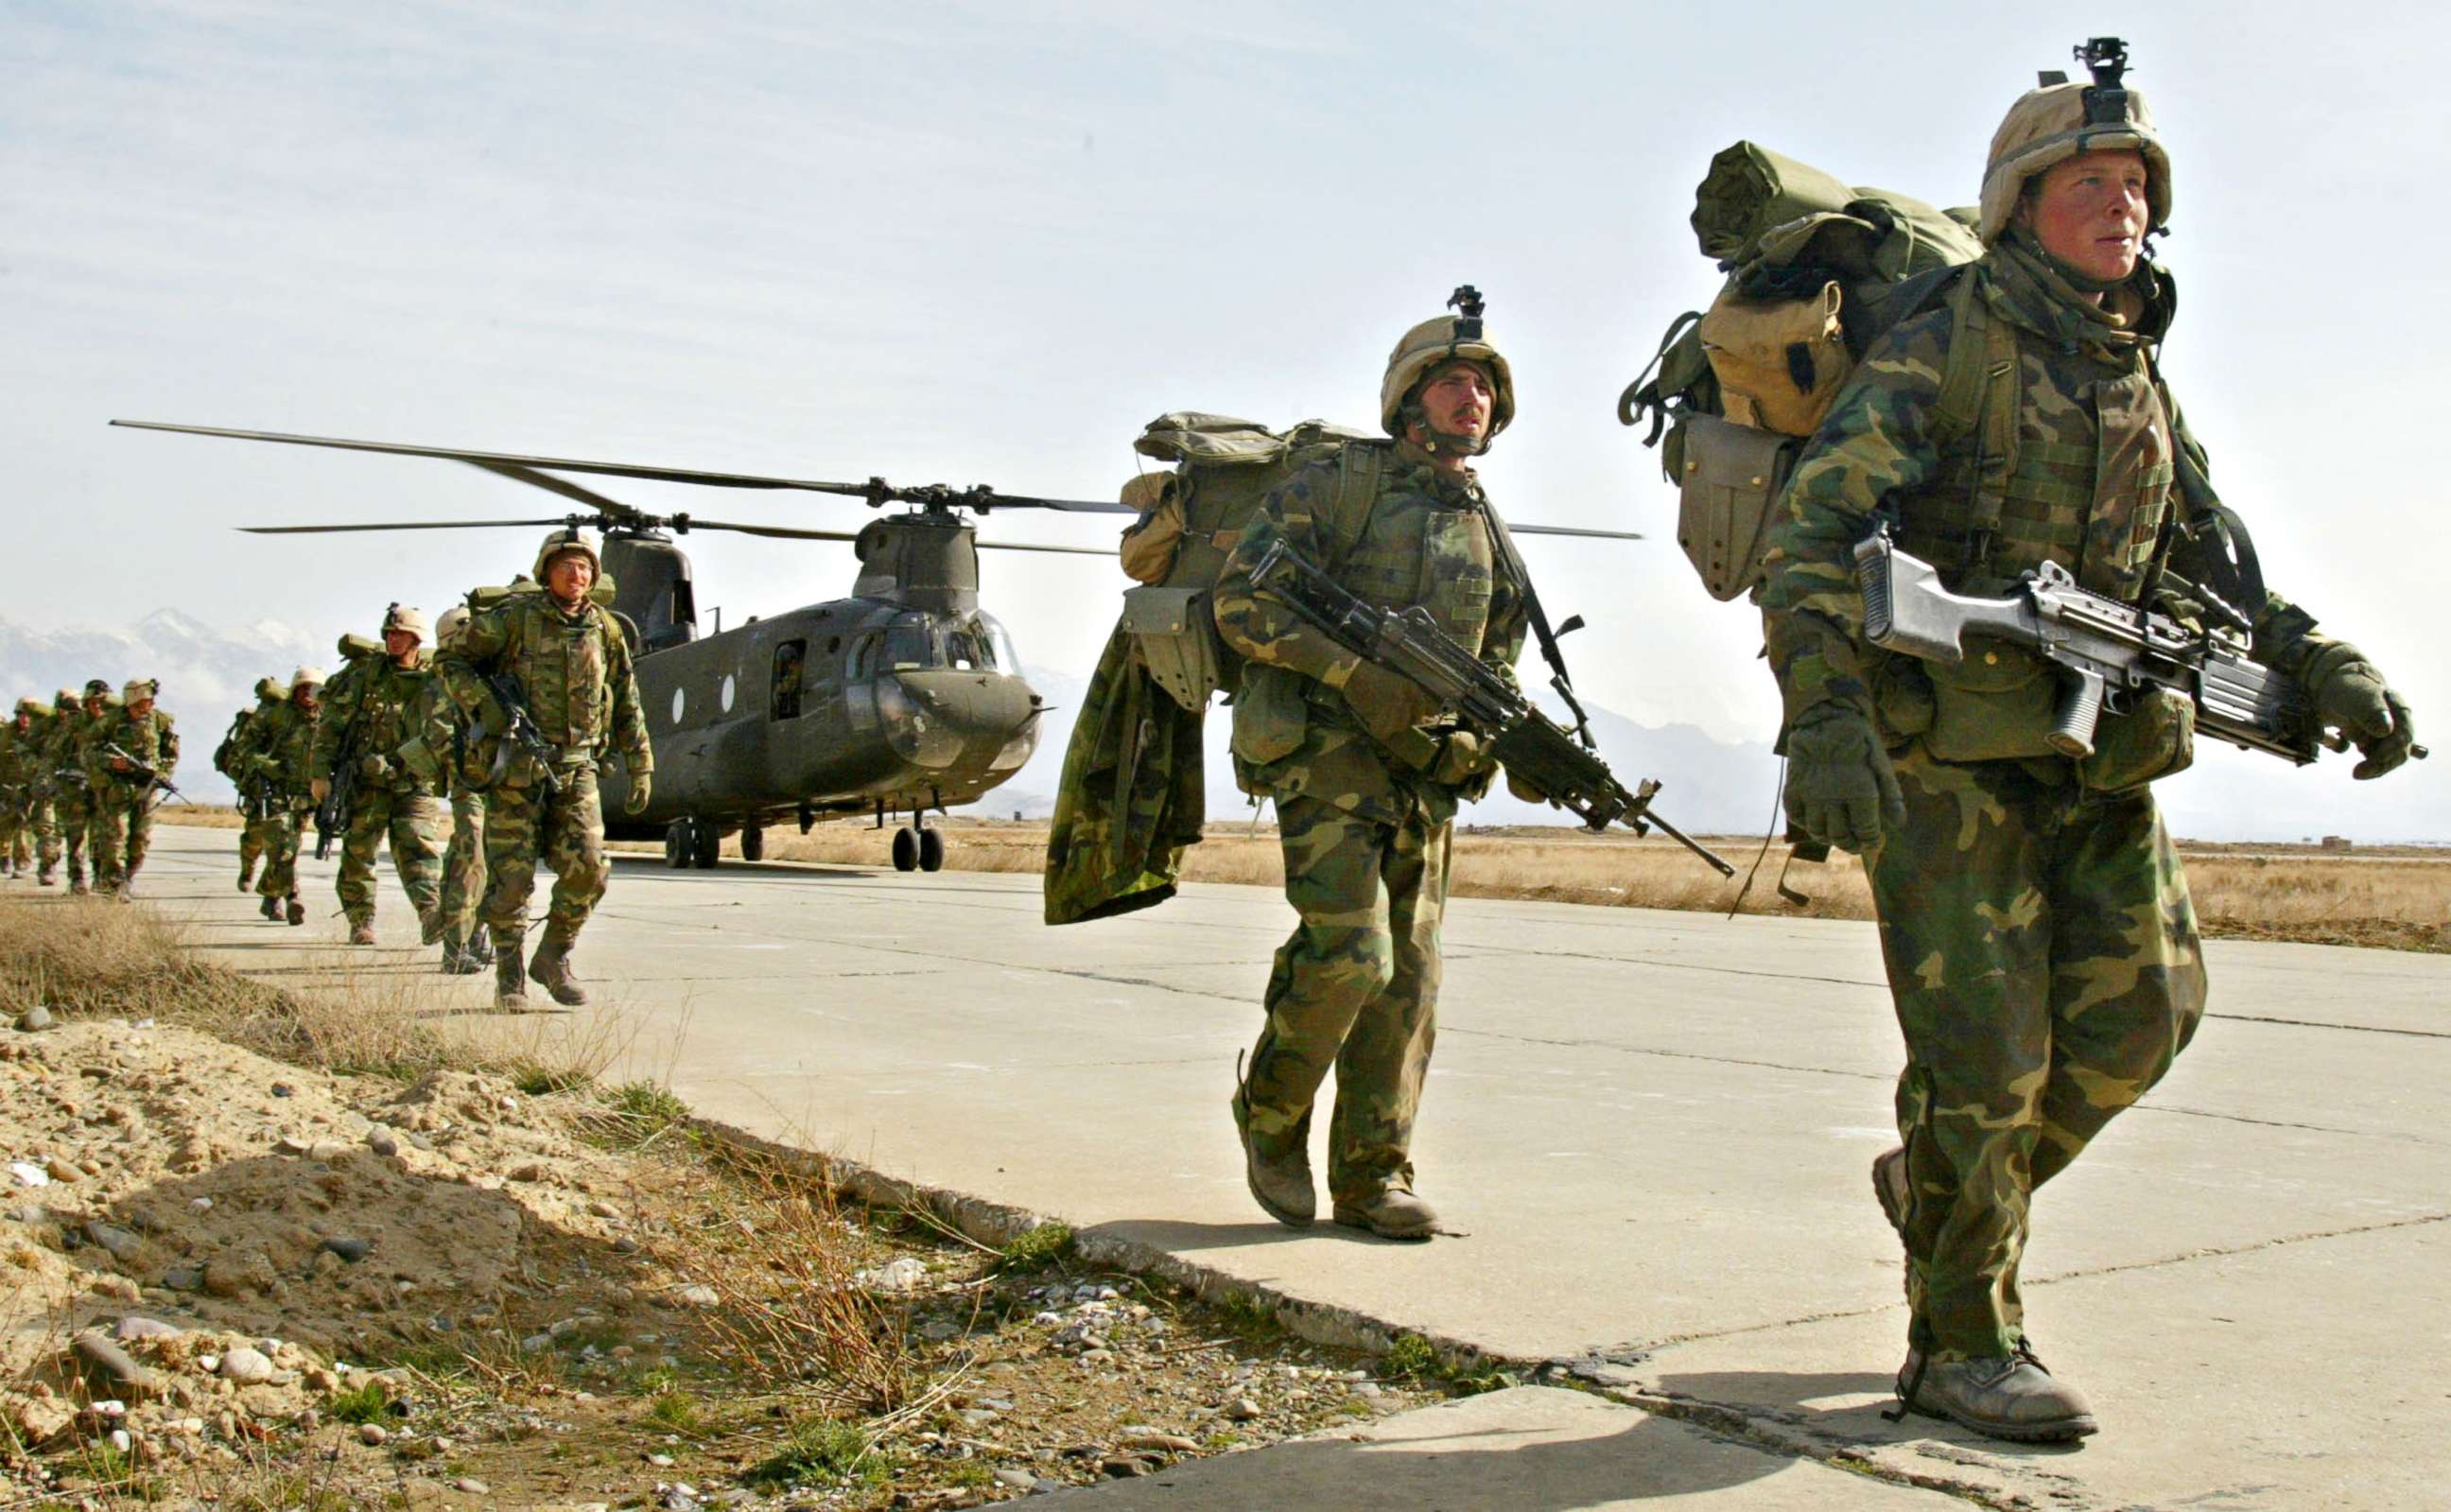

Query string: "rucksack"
[1114, 412, 1382, 711]
[1620, 142, 2010, 602]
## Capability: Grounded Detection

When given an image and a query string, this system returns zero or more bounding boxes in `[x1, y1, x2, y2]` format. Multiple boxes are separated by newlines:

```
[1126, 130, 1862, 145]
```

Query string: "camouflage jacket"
[312, 656, 439, 794]
[0, 716, 47, 793]
[1213, 438, 1527, 826]
[440, 592, 650, 783]
[214, 696, 282, 779]
[1760, 230, 2331, 748]
[40, 713, 88, 798]
[87, 706, 177, 792]
[242, 699, 322, 805]
[61, 706, 119, 798]
[398, 671, 491, 794]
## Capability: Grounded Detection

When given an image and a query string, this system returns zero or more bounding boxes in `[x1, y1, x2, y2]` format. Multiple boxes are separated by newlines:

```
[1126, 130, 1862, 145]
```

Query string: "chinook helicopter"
[111, 420, 1132, 871]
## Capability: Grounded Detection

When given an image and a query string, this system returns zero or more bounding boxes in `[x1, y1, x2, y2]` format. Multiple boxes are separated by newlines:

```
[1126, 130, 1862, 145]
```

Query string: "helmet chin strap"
[1403, 404, 1489, 459]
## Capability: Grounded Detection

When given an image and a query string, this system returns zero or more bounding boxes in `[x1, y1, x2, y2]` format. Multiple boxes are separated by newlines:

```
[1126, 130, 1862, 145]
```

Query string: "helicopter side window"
[772, 639, 807, 720]
[975, 611, 1018, 673]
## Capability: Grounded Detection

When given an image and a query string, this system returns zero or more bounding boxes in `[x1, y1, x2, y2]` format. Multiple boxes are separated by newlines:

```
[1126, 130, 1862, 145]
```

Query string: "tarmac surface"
[140, 824, 2451, 1511]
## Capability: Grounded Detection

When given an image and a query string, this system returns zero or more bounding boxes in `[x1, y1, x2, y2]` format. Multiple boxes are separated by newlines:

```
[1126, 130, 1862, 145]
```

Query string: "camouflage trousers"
[1868, 747, 2204, 1362]
[482, 766, 607, 949]
[1241, 795, 1451, 1205]
[0, 798, 28, 870]
[237, 807, 272, 878]
[54, 793, 91, 883]
[256, 808, 306, 899]
[29, 795, 59, 870]
[85, 788, 150, 890]
[439, 788, 490, 951]
[336, 786, 443, 925]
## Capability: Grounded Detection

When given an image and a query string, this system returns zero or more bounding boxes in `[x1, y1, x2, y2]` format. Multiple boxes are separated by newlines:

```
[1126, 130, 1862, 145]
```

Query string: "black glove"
[2304, 645, 2419, 781]
[1783, 704, 1904, 855]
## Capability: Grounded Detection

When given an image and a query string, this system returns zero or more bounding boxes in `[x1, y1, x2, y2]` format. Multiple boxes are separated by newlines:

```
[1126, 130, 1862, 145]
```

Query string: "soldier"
[311, 605, 445, 946]
[243, 667, 324, 926]
[1209, 299, 1529, 1241]
[0, 698, 49, 878]
[30, 689, 81, 887]
[55, 681, 118, 895]
[1758, 55, 2420, 1441]
[217, 677, 287, 892]
[87, 678, 178, 897]
[440, 529, 652, 1008]
[401, 605, 494, 974]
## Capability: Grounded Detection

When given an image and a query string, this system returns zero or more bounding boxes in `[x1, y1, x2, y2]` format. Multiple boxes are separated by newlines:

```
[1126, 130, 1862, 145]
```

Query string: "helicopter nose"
[875, 671, 1040, 773]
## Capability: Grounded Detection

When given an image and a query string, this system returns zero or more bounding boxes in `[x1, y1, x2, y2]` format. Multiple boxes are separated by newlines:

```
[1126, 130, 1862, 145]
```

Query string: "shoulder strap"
[1481, 501, 1597, 748]
[1930, 269, 2021, 580]
[1319, 440, 1390, 566]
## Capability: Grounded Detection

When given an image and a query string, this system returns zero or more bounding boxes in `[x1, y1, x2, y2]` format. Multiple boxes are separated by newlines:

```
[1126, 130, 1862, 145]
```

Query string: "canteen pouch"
[2079, 686, 2197, 792]
[1923, 644, 2063, 763]
[1121, 584, 1222, 714]
[1677, 414, 1797, 602]
[1118, 475, 1185, 585]
[1697, 282, 1854, 437]
[1228, 661, 1310, 771]
[1869, 653, 1937, 749]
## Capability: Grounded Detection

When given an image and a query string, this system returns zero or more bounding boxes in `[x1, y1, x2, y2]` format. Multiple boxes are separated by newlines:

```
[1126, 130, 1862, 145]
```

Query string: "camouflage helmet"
[1379, 287, 1514, 442]
[382, 602, 430, 644]
[82, 678, 112, 702]
[121, 678, 159, 705]
[1978, 47, 2170, 245]
[53, 689, 78, 712]
[289, 665, 326, 693]
[13, 696, 43, 719]
[434, 604, 472, 648]
[533, 527, 603, 582]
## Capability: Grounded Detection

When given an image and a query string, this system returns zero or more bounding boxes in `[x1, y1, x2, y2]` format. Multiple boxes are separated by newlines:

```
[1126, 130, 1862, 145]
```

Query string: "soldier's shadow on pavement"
[1649, 1369, 2091, 1461]
[1091, 1218, 1409, 1252]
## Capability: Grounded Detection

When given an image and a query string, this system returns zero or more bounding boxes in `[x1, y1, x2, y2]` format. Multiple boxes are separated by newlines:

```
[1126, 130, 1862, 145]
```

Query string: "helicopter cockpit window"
[883, 614, 941, 671]
[975, 612, 1019, 673]
[772, 638, 807, 720]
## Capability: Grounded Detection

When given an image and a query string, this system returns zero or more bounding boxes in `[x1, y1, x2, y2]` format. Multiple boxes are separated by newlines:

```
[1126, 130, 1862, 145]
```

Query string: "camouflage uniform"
[244, 680, 323, 914]
[56, 690, 116, 893]
[1760, 229, 2362, 1364]
[0, 702, 48, 877]
[30, 691, 79, 882]
[1212, 437, 1526, 1214]
[439, 545, 650, 1003]
[311, 652, 444, 932]
[402, 669, 491, 966]
[84, 683, 177, 895]
[217, 681, 287, 889]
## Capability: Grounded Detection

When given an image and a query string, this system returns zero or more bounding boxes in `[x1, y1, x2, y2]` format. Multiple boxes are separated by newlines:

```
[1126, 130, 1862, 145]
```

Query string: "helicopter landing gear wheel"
[891, 826, 919, 873]
[689, 818, 721, 869]
[918, 826, 945, 873]
[739, 824, 764, 862]
[664, 822, 691, 870]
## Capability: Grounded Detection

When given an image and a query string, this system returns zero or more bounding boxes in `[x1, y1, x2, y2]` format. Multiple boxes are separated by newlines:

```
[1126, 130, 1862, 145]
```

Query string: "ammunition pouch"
[1677, 414, 1797, 602]
[1921, 644, 2064, 763]
[1119, 491, 1186, 585]
[1868, 654, 1937, 749]
[1120, 584, 1223, 714]
[2079, 686, 2196, 793]
[1228, 662, 1310, 776]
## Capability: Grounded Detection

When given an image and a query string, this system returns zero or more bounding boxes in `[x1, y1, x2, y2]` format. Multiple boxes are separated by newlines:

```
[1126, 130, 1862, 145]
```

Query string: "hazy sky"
[6, 2, 2442, 831]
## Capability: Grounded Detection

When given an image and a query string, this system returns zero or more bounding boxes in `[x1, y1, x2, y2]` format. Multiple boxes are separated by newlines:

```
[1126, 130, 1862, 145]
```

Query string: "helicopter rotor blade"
[674, 520, 864, 543]
[1508, 523, 1645, 541]
[111, 419, 1137, 514]
[974, 539, 1116, 556]
[239, 519, 576, 534]
[461, 458, 652, 523]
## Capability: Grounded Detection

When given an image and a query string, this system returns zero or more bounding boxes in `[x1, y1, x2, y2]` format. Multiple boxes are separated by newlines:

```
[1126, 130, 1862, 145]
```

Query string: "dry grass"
[621, 818, 2451, 954]
[156, 802, 244, 828]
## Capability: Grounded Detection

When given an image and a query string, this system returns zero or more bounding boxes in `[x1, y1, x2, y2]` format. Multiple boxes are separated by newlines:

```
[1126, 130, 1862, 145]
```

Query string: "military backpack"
[1620, 142, 2014, 603]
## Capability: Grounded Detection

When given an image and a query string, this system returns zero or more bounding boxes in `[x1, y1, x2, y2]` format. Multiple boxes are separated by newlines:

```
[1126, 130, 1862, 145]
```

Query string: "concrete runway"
[137, 825, 2450, 1511]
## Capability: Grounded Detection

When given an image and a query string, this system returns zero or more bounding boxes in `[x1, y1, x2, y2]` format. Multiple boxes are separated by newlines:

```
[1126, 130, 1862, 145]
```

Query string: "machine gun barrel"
[479, 671, 564, 805]
[104, 743, 186, 807]
[1248, 540, 1734, 876]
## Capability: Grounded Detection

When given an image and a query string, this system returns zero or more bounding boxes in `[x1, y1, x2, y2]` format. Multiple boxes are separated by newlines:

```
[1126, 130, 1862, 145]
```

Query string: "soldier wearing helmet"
[1207, 288, 1531, 1242]
[0, 697, 53, 880]
[401, 601, 495, 974]
[29, 689, 82, 887]
[52, 680, 119, 895]
[438, 529, 652, 1008]
[1755, 42, 2419, 1441]
[84, 677, 177, 897]
[310, 603, 446, 946]
[242, 666, 325, 925]
[217, 677, 290, 892]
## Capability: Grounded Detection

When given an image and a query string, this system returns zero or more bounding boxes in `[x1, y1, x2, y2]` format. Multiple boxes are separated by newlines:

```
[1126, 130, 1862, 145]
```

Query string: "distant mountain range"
[5, 611, 2439, 843]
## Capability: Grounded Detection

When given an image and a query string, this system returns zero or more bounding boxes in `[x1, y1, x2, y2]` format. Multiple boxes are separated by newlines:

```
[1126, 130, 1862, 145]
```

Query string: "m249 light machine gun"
[1246, 540, 1735, 875]
[1853, 528, 2431, 765]
[105, 743, 186, 808]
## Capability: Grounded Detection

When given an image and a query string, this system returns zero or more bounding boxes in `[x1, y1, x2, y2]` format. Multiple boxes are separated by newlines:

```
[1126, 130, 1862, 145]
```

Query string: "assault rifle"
[1246, 540, 1735, 876]
[1854, 529, 2430, 766]
[478, 671, 563, 806]
[315, 676, 377, 860]
[104, 743, 187, 808]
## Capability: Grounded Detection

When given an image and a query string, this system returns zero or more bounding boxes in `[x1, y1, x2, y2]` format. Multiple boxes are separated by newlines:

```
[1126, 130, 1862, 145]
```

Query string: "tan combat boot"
[236, 863, 254, 892]
[1230, 1063, 1314, 1227]
[348, 918, 376, 947]
[286, 895, 306, 927]
[526, 930, 588, 1008]
[1330, 1185, 1437, 1242]
[1895, 1344, 2097, 1442]
[495, 941, 528, 1008]
[259, 895, 281, 920]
